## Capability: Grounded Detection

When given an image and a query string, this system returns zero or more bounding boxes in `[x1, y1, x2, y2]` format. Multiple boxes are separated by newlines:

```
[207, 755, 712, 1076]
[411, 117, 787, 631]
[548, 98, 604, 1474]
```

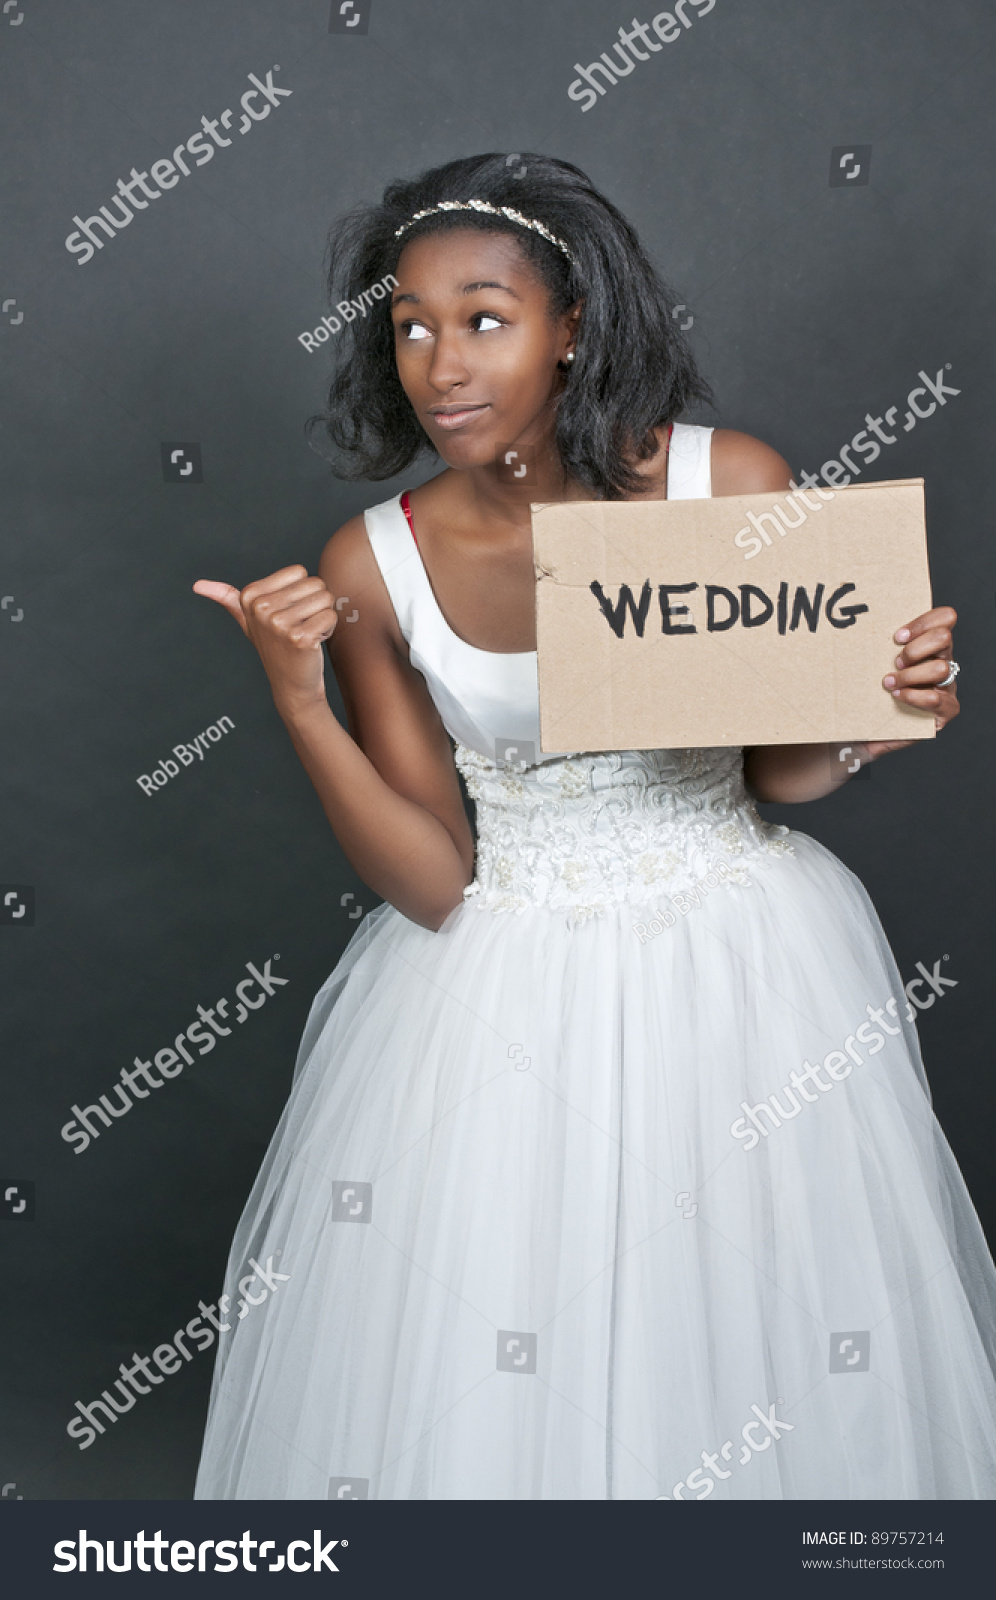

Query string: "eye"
[472, 313, 504, 332]
[400, 320, 431, 341]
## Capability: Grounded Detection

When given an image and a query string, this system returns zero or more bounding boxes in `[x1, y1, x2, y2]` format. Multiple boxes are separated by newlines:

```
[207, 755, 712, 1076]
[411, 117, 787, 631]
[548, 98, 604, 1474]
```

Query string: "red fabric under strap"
[400, 489, 417, 548]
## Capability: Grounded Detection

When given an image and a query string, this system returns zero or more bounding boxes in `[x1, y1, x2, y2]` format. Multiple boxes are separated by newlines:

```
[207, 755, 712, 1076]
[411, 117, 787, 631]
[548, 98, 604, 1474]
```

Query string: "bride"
[192, 153, 996, 1500]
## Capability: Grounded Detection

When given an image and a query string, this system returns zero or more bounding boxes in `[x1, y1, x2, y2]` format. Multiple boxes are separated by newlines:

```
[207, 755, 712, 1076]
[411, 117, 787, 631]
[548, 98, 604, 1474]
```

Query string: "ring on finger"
[937, 660, 960, 688]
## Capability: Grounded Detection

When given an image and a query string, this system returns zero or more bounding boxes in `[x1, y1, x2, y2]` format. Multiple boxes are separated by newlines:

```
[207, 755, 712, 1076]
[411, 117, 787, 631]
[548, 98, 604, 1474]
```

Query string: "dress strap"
[364, 494, 429, 644]
[667, 423, 713, 499]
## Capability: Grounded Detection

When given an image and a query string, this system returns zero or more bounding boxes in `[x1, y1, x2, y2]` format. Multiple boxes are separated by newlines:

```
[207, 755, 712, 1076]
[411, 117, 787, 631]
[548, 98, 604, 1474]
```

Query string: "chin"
[435, 436, 500, 470]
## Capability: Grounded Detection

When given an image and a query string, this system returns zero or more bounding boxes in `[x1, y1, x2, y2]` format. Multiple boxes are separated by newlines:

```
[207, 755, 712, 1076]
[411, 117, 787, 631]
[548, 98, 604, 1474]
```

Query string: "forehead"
[392, 227, 543, 300]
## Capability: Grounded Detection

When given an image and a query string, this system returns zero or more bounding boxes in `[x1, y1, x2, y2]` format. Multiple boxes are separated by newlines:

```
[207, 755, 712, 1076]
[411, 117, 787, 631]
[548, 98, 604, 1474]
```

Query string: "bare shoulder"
[711, 429, 793, 495]
[316, 510, 467, 831]
[318, 511, 403, 650]
[318, 511, 379, 592]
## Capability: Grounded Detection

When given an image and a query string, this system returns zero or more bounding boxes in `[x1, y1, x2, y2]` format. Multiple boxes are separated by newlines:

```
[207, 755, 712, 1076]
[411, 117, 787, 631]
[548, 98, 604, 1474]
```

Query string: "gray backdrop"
[1, 0, 992, 1500]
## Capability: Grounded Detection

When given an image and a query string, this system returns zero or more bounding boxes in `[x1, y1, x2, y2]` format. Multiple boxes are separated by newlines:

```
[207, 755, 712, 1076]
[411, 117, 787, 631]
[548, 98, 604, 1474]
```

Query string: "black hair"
[310, 152, 712, 499]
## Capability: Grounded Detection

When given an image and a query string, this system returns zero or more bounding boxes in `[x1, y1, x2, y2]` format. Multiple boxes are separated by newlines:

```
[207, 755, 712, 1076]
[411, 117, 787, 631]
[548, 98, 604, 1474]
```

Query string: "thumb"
[193, 580, 249, 635]
[864, 739, 914, 760]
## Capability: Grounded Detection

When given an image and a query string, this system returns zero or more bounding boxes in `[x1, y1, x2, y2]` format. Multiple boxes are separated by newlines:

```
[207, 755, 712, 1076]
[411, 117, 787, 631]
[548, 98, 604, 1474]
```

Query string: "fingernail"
[883, 675, 895, 688]
[892, 689, 901, 697]
[895, 655, 905, 668]
[895, 627, 911, 642]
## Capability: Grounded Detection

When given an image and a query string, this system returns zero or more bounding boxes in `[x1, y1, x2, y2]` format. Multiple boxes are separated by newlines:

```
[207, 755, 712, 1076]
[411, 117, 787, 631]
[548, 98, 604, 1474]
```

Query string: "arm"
[193, 516, 474, 931]
[710, 431, 961, 804]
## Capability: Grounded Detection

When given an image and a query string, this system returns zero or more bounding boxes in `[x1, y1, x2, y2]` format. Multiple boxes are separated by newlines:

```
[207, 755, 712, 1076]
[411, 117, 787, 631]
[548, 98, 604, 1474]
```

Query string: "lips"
[427, 403, 490, 431]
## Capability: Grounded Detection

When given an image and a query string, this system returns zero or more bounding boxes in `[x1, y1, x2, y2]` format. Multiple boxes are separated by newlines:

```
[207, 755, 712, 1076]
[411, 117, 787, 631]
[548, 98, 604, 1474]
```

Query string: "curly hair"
[310, 152, 712, 499]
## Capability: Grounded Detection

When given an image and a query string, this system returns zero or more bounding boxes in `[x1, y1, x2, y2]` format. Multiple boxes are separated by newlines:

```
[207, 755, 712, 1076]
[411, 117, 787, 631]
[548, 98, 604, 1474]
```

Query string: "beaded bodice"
[454, 743, 791, 920]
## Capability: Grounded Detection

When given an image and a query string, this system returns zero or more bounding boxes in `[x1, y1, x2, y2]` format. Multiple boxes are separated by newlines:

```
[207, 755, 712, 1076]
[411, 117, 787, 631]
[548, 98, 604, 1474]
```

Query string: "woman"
[192, 153, 996, 1499]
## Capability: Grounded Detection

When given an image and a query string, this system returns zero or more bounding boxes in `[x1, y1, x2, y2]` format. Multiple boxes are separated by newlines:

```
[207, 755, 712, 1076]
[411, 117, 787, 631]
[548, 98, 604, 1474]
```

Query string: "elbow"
[416, 901, 465, 934]
[743, 746, 821, 805]
[746, 777, 784, 804]
[405, 878, 473, 933]
[423, 911, 457, 933]
[420, 853, 476, 931]
[424, 886, 472, 932]
[742, 750, 772, 803]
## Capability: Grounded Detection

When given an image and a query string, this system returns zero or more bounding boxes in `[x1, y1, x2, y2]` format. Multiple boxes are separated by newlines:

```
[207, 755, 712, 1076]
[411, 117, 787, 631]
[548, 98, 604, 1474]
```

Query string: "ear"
[562, 299, 583, 359]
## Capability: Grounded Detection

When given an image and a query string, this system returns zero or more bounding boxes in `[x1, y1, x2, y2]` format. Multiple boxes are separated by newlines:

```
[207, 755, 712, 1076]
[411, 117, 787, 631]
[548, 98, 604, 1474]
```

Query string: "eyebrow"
[390, 280, 522, 309]
[462, 280, 522, 299]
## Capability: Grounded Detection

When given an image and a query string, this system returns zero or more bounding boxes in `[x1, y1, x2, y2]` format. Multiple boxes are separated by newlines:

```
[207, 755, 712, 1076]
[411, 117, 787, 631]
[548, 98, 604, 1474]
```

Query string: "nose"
[426, 326, 472, 395]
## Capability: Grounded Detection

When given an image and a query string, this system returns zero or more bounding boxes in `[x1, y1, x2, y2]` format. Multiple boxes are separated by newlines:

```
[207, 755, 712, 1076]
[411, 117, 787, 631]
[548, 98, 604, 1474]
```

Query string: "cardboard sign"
[533, 478, 935, 752]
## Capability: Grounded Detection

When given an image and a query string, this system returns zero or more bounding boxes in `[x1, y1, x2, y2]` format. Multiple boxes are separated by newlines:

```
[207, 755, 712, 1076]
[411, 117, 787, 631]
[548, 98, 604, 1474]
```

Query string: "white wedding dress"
[195, 426, 996, 1500]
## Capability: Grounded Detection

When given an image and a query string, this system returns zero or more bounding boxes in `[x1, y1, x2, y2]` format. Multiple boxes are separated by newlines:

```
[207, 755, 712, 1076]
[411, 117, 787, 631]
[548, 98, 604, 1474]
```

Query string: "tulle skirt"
[194, 831, 996, 1499]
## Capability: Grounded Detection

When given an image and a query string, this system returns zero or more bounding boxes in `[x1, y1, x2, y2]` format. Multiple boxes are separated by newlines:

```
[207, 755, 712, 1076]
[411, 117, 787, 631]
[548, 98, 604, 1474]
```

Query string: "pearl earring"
[566, 352, 575, 363]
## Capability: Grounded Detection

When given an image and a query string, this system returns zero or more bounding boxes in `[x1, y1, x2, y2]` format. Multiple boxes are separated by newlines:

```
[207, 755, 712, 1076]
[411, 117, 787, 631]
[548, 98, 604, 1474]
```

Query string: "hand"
[866, 604, 960, 760]
[193, 566, 338, 713]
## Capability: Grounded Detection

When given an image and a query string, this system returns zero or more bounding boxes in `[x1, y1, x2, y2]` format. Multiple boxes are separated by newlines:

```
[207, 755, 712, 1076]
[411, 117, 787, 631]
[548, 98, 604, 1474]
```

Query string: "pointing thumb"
[193, 580, 249, 635]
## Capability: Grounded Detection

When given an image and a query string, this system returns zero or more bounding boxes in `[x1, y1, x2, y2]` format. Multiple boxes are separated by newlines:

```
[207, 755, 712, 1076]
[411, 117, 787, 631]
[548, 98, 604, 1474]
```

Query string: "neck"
[458, 435, 591, 531]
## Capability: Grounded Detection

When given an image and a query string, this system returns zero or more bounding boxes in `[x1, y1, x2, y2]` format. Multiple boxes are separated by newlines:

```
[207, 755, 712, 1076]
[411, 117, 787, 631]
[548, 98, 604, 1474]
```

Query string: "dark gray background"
[1, 0, 992, 1500]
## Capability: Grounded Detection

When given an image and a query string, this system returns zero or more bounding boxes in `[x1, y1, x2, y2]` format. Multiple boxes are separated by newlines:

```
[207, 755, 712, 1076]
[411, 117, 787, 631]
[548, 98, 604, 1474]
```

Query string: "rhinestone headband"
[393, 199, 575, 265]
